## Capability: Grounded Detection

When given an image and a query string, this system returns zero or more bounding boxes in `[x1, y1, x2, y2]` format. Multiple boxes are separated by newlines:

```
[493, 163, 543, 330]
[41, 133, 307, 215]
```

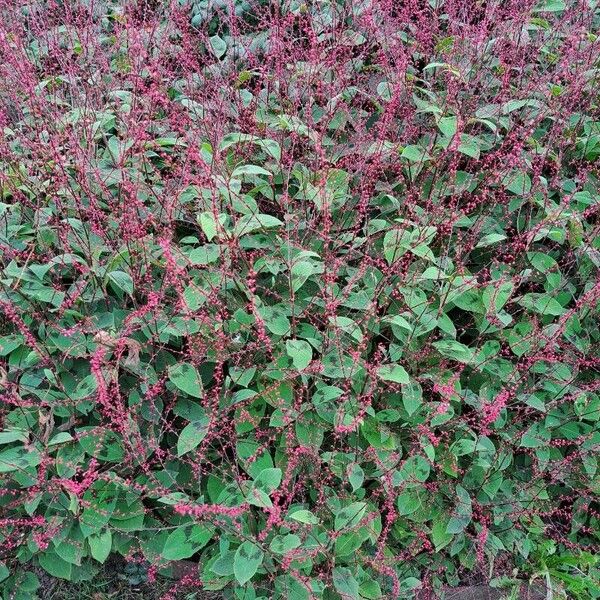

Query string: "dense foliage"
[1, 0, 599, 598]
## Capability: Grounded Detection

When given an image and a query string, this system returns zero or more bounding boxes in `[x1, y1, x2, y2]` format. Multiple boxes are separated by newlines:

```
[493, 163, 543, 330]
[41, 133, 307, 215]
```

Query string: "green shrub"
[0, 0, 599, 598]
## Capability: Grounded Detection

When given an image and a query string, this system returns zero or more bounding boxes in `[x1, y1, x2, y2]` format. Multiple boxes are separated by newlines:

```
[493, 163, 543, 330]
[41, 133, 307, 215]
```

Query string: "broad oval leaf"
[177, 414, 210, 457]
[233, 541, 264, 586]
[168, 363, 204, 398]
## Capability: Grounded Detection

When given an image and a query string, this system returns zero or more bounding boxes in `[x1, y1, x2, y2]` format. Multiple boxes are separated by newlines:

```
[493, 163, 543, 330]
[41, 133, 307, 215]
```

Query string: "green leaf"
[502, 99, 540, 113]
[246, 486, 273, 508]
[383, 229, 410, 264]
[168, 363, 204, 398]
[38, 551, 72, 580]
[476, 233, 507, 248]
[377, 81, 392, 101]
[198, 212, 226, 242]
[359, 578, 383, 600]
[431, 518, 453, 550]
[446, 485, 472, 533]
[292, 260, 321, 292]
[0, 446, 41, 473]
[457, 134, 480, 159]
[219, 133, 281, 161]
[394, 456, 430, 488]
[107, 271, 133, 296]
[401, 145, 430, 162]
[78, 428, 124, 463]
[288, 509, 319, 524]
[162, 525, 211, 560]
[183, 285, 207, 311]
[189, 244, 220, 264]
[80, 482, 119, 536]
[286, 339, 312, 370]
[270, 534, 301, 554]
[329, 316, 363, 342]
[520, 423, 551, 448]
[396, 489, 426, 516]
[334, 502, 367, 531]
[333, 567, 359, 600]
[518, 293, 565, 316]
[421, 266, 448, 280]
[377, 364, 409, 384]
[88, 531, 112, 564]
[502, 171, 532, 195]
[253, 467, 282, 492]
[233, 541, 264, 586]
[162, 527, 196, 560]
[335, 532, 363, 557]
[263, 313, 290, 336]
[231, 389, 257, 405]
[211, 552, 235, 577]
[0, 335, 23, 356]
[177, 415, 210, 456]
[233, 214, 283, 237]
[73, 374, 97, 400]
[534, 0, 566, 12]
[528, 252, 558, 273]
[432, 340, 474, 363]
[437, 116, 457, 137]
[0, 430, 28, 444]
[275, 575, 310, 600]
[482, 281, 513, 313]
[401, 577, 422, 593]
[231, 164, 271, 179]
[209, 34, 227, 58]
[48, 432, 73, 446]
[382, 314, 411, 331]
[402, 380, 423, 416]
[436, 35, 455, 52]
[446, 517, 467, 534]
[347, 463, 364, 492]
[55, 527, 85, 565]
